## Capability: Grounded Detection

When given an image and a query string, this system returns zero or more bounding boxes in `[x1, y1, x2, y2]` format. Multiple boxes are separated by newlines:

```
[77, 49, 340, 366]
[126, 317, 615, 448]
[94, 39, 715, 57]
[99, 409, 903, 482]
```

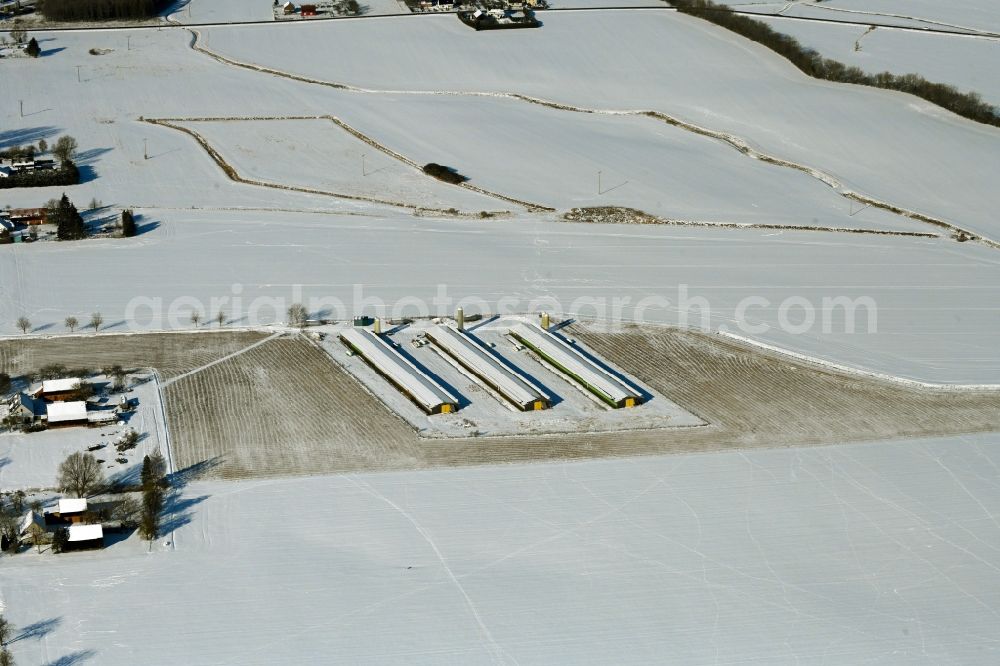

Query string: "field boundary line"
[717, 331, 1000, 392]
[145, 115, 548, 213]
[183, 30, 996, 248]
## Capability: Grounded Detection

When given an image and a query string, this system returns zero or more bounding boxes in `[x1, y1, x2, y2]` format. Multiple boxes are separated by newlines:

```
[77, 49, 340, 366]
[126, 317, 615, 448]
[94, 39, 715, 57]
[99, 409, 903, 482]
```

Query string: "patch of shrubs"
[0, 162, 79, 190]
[423, 163, 468, 185]
[670, 0, 1000, 128]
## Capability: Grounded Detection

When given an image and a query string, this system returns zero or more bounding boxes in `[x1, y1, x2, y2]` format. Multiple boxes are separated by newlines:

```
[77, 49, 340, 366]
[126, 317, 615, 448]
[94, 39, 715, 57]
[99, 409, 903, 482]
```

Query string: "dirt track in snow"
[3, 326, 999, 479]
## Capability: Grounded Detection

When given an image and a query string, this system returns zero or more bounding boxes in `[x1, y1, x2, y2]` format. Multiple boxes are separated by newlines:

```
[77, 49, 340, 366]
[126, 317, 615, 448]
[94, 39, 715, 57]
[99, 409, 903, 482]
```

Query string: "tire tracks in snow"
[785, 1, 1000, 38]
[342, 475, 515, 666]
[185, 28, 999, 249]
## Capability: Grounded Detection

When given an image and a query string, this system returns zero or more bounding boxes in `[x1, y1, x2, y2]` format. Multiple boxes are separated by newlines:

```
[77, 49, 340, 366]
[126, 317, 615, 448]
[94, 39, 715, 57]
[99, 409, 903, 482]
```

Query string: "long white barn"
[425, 325, 550, 412]
[339, 328, 459, 414]
[508, 323, 643, 408]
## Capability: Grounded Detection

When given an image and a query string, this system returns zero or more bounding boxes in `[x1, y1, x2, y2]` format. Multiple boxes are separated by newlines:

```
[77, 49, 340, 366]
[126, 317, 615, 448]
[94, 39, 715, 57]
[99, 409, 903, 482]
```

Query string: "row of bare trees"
[14, 313, 103, 335]
[15, 302, 318, 334]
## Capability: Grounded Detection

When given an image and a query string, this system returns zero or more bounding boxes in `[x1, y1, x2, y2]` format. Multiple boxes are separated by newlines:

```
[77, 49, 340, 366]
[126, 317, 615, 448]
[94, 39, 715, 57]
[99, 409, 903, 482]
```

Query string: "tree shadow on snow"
[102, 525, 137, 548]
[0, 127, 59, 150]
[160, 493, 210, 534]
[74, 147, 113, 184]
[45, 650, 97, 666]
[11, 617, 61, 643]
[107, 461, 143, 489]
[158, 0, 190, 17]
[41, 47, 66, 57]
[168, 456, 224, 488]
[135, 213, 160, 236]
[75, 147, 112, 165]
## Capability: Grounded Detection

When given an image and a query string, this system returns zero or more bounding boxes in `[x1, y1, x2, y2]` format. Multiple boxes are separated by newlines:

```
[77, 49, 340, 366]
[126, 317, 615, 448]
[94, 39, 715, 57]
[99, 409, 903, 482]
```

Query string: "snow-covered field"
[754, 17, 1000, 106]
[199, 12, 1000, 241]
[331, 94, 923, 231]
[171, 117, 504, 212]
[2, 432, 999, 664]
[3, 208, 999, 385]
[2, 5, 1000, 662]
[0, 375, 169, 490]
[729, 0, 1000, 34]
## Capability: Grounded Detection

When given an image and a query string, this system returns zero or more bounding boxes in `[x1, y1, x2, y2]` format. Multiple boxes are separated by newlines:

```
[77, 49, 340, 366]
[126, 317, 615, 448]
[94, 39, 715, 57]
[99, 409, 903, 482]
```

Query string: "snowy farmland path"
[159, 331, 283, 388]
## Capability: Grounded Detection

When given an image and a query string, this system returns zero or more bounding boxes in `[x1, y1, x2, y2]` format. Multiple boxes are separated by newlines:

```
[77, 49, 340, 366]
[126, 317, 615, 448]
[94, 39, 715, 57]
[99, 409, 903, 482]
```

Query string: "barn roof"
[59, 498, 88, 514]
[425, 325, 548, 410]
[68, 524, 103, 542]
[41, 378, 82, 394]
[508, 323, 641, 406]
[340, 328, 459, 414]
[47, 401, 88, 423]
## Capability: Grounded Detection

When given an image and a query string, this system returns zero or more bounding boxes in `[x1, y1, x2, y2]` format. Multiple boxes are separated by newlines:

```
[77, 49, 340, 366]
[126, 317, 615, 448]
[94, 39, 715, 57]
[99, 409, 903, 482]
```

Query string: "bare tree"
[57, 451, 105, 498]
[90, 312, 103, 333]
[287, 303, 308, 328]
[0, 647, 13, 666]
[26, 522, 46, 554]
[190, 311, 201, 327]
[38, 138, 47, 154]
[15, 317, 30, 334]
[64, 316, 78, 332]
[52, 135, 78, 164]
[9, 23, 26, 45]
[112, 496, 141, 529]
[0, 614, 12, 646]
[215, 310, 225, 327]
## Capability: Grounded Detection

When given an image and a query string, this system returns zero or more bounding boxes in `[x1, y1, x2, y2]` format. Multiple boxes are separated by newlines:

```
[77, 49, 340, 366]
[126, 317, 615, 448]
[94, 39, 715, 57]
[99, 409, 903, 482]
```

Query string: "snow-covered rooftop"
[58, 498, 88, 514]
[425, 325, 549, 410]
[41, 378, 82, 394]
[68, 524, 103, 542]
[47, 401, 88, 423]
[340, 328, 459, 414]
[509, 323, 641, 407]
[87, 411, 118, 423]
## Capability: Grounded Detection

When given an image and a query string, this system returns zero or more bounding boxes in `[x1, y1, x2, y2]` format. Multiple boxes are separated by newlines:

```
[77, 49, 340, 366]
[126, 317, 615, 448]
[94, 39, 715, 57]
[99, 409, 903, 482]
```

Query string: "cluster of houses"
[1, 207, 48, 243]
[12, 498, 106, 552]
[7, 378, 121, 429]
[0, 157, 55, 179]
[276, 1, 325, 17]
[417, 0, 541, 11]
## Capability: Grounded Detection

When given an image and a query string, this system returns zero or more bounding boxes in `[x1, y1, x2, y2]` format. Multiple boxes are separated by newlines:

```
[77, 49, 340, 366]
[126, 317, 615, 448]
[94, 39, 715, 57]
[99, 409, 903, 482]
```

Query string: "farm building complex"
[425, 325, 550, 411]
[508, 323, 643, 408]
[340, 328, 460, 414]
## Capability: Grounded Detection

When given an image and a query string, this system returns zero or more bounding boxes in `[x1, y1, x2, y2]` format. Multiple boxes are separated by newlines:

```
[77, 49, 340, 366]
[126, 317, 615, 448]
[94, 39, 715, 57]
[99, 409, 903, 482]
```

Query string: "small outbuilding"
[282, 1, 295, 13]
[9, 208, 47, 225]
[301, 3, 316, 15]
[46, 401, 88, 427]
[66, 524, 104, 551]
